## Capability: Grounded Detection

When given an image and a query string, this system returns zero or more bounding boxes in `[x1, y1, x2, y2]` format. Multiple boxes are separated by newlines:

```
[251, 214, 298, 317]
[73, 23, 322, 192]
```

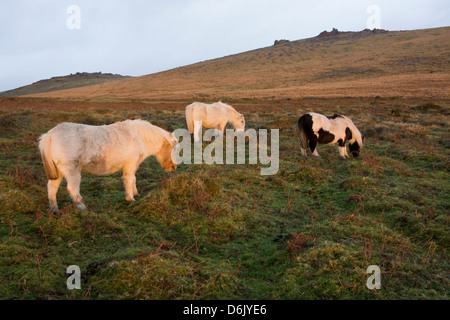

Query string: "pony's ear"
[170, 132, 178, 143]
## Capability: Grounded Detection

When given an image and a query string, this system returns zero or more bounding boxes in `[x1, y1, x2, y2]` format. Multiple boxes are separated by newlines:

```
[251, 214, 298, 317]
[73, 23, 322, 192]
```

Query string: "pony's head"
[341, 116, 363, 157]
[234, 113, 245, 132]
[157, 132, 178, 172]
[348, 133, 363, 157]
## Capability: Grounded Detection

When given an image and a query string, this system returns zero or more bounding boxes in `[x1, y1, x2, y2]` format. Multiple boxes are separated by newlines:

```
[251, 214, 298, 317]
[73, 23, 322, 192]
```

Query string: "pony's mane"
[214, 101, 240, 115]
[122, 119, 175, 146]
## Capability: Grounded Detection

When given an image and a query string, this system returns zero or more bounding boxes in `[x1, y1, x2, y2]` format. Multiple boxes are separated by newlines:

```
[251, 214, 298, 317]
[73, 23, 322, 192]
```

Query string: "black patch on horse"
[345, 127, 352, 140]
[349, 141, 360, 157]
[298, 114, 315, 142]
[298, 114, 318, 152]
[317, 128, 335, 144]
[326, 114, 343, 120]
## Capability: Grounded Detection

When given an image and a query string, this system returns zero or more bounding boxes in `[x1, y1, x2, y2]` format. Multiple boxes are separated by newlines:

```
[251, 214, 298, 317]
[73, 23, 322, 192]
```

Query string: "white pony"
[185, 101, 245, 142]
[298, 112, 363, 158]
[39, 119, 178, 213]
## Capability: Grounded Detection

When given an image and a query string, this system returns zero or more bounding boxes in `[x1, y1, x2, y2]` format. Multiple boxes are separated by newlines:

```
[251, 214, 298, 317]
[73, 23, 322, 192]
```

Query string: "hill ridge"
[23, 26, 450, 100]
[0, 72, 131, 97]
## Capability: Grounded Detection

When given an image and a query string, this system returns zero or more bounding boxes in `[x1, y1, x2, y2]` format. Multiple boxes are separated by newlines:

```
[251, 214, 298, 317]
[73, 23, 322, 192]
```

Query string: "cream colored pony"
[39, 119, 178, 213]
[185, 101, 245, 142]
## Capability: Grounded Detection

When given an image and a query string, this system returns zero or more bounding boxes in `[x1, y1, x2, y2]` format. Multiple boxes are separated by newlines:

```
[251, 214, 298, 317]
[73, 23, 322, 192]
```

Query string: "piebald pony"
[298, 113, 363, 158]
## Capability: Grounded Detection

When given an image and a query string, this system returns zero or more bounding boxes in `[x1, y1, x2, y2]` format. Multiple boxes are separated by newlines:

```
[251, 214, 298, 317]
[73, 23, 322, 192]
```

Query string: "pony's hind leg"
[300, 148, 308, 157]
[47, 171, 63, 213]
[299, 128, 309, 157]
[312, 149, 320, 157]
[132, 175, 139, 197]
[194, 129, 201, 143]
[193, 120, 202, 143]
[309, 136, 320, 158]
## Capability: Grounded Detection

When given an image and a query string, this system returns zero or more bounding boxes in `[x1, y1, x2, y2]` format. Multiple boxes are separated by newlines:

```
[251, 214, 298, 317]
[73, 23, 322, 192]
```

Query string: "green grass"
[0, 98, 448, 299]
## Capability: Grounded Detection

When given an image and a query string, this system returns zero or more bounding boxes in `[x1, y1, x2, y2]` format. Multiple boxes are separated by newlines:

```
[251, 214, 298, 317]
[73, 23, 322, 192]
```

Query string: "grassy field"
[0, 96, 448, 300]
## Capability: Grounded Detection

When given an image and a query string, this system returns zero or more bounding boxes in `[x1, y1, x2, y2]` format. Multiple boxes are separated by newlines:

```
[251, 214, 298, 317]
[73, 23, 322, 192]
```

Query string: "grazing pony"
[185, 101, 245, 142]
[39, 119, 178, 213]
[298, 113, 363, 158]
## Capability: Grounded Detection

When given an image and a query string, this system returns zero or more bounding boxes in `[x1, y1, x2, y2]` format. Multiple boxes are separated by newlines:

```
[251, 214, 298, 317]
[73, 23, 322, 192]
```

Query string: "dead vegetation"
[22, 27, 450, 101]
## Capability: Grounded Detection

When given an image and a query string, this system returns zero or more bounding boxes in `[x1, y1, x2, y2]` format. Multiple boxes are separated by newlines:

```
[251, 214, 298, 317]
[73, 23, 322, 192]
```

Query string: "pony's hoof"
[76, 202, 87, 211]
[49, 207, 60, 214]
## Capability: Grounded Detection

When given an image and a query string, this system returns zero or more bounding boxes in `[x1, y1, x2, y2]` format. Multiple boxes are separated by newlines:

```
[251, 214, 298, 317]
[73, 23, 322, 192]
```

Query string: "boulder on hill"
[318, 28, 388, 38]
[274, 39, 290, 45]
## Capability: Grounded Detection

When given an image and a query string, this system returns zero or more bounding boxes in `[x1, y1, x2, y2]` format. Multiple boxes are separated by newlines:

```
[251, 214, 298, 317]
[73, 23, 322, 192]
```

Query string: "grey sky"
[0, 0, 448, 92]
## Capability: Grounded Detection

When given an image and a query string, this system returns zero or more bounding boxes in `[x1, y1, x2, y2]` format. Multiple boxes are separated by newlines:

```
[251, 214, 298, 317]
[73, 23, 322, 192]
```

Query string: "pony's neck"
[348, 126, 363, 146]
[228, 108, 239, 119]
[220, 103, 240, 125]
[131, 120, 167, 156]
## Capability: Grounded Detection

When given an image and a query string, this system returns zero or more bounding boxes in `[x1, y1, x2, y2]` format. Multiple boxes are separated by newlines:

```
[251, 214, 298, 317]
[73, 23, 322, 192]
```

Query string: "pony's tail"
[186, 106, 194, 133]
[298, 116, 309, 150]
[38, 134, 59, 180]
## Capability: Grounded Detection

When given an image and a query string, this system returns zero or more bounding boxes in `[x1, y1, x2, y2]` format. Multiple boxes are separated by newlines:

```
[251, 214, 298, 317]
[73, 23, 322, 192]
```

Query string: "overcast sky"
[0, 0, 448, 92]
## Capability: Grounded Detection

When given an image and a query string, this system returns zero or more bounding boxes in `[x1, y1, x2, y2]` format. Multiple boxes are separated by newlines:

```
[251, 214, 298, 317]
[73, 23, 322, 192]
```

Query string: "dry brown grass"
[24, 27, 450, 101]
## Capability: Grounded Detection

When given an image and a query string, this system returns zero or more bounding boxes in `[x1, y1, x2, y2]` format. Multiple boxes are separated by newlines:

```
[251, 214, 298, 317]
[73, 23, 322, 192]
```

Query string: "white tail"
[186, 106, 194, 133]
[38, 134, 59, 180]
[298, 122, 308, 150]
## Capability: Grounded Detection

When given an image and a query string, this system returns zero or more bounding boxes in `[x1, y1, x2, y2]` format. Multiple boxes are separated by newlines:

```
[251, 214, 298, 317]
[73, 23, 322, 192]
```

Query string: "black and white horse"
[298, 113, 363, 158]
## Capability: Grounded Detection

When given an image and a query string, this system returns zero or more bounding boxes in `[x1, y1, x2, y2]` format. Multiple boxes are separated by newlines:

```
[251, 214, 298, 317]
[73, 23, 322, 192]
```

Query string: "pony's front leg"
[338, 146, 347, 159]
[338, 139, 348, 159]
[47, 172, 63, 213]
[123, 170, 137, 202]
[219, 121, 228, 136]
[344, 146, 350, 158]
[64, 168, 87, 211]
